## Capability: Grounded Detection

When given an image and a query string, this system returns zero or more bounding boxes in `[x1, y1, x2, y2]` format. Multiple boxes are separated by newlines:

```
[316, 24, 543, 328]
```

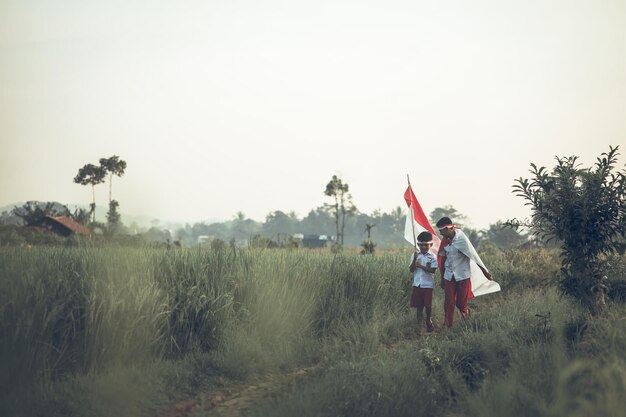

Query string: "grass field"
[0, 244, 625, 416]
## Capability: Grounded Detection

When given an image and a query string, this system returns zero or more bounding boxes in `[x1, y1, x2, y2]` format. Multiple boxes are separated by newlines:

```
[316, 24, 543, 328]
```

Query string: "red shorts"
[410, 287, 433, 309]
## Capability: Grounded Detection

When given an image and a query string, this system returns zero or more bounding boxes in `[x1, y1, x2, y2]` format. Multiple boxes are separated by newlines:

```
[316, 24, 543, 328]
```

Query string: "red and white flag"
[403, 184, 501, 297]
[403, 185, 441, 253]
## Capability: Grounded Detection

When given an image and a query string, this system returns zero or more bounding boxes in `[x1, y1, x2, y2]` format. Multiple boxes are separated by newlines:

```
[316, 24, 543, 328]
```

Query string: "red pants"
[444, 277, 471, 327]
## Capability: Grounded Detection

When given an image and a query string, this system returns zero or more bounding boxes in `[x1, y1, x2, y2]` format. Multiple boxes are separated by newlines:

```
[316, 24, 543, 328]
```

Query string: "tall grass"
[1, 245, 624, 417]
[0, 246, 410, 415]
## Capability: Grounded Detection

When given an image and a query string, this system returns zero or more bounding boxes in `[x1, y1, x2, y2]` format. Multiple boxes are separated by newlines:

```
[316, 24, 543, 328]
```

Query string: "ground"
[158, 327, 431, 417]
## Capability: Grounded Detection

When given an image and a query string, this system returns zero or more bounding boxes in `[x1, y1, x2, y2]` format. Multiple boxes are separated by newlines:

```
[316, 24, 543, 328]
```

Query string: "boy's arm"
[439, 255, 446, 289]
[420, 265, 437, 273]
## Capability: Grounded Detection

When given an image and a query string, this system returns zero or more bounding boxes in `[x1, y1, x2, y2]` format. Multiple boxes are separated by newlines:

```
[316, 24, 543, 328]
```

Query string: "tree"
[509, 146, 626, 314]
[70, 206, 92, 226]
[361, 223, 376, 254]
[430, 205, 468, 226]
[485, 221, 528, 248]
[263, 210, 297, 240]
[99, 155, 127, 205]
[231, 212, 261, 241]
[324, 175, 357, 246]
[99, 155, 127, 233]
[300, 207, 335, 234]
[105, 200, 121, 236]
[463, 227, 483, 249]
[73, 164, 106, 223]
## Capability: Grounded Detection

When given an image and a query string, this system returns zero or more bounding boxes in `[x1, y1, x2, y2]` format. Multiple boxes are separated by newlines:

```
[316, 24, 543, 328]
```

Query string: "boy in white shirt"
[436, 216, 492, 327]
[409, 231, 438, 334]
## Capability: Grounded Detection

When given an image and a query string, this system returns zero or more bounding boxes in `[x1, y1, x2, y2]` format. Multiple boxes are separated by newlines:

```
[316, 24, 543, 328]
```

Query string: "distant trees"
[73, 155, 127, 233]
[485, 221, 527, 248]
[430, 205, 468, 227]
[429, 206, 482, 248]
[231, 212, 260, 241]
[361, 223, 376, 254]
[300, 207, 335, 234]
[99, 156, 127, 205]
[12, 201, 67, 226]
[99, 156, 127, 233]
[324, 175, 357, 247]
[263, 210, 298, 240]
[73, 164, 106, 223]
[509, 146, 626, 315]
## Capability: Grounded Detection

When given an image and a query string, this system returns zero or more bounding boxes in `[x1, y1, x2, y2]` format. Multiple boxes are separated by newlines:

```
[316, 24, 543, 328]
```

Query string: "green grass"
[0, 245, 624, 417]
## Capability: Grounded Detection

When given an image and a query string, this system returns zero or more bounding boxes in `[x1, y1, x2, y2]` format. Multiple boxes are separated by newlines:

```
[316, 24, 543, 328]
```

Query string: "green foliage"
[99, 155, 127, 180]
[510, 146, 626, 314]
[99, 156, 127, 230]
[73, 163, 106, 223]
[104, 200, 121, 236]
[0, 224, 84, 246]
[12, 201, 68, 226]
[484, 221, 528, 248]
[361, 239, 376, 254]
[430, 205, 468, 226]
[3, 245, 624, 417]
[324, 175, 357, 245]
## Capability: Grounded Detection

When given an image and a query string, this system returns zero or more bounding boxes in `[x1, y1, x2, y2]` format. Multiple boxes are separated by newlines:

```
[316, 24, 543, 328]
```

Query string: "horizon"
[1, 1, 625, 230]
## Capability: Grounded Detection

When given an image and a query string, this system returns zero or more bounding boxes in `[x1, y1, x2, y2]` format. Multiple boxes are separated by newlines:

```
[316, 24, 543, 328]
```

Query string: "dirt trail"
[159, 365, 321, 417]
[159, 329, 432, 417]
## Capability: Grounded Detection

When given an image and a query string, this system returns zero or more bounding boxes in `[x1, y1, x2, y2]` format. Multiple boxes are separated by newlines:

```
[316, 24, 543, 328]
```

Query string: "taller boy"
[436, 216, 492, 327]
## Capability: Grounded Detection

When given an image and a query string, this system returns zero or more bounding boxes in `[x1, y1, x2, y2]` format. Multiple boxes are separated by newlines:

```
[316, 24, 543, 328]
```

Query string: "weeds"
[0, 246, 624, 417]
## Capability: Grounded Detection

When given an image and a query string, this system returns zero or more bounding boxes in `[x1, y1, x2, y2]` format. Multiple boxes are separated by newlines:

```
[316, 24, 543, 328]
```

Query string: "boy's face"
[418, 242, 432, 253]
[438, 226, 455, 239]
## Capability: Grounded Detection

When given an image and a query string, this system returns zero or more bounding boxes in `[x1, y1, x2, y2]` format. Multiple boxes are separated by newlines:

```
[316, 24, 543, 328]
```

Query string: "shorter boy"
[409, 231, 438, 334]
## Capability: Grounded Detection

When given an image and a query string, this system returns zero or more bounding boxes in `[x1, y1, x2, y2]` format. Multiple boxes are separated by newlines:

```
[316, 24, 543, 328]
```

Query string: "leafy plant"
[509, 146, 626, 314]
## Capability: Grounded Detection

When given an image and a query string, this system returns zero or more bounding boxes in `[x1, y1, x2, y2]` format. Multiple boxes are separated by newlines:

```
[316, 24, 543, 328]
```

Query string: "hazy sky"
[1, 0, 625, 229]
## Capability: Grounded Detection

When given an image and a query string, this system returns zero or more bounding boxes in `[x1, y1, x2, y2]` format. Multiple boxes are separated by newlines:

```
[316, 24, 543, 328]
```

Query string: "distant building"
[293, 233, 332, 248]
[40, 215, 91, 237]
[197, 235, 213, 245]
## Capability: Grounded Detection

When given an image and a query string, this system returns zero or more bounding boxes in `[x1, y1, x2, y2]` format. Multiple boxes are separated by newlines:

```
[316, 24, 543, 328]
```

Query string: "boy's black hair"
[417, 231, 432, 242]
[436, 217, 453, 227]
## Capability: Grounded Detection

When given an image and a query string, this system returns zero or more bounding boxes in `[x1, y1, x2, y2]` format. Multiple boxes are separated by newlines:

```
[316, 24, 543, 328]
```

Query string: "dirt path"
[159, 365, 321, 417]
[159, 329, 431, 417]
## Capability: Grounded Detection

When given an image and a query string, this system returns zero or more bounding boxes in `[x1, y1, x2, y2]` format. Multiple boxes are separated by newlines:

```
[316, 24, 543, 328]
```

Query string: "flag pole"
[407, 174, 418, 252]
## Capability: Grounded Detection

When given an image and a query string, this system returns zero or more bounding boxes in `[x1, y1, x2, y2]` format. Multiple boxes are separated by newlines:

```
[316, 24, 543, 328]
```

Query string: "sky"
[1, 0, 625, 230]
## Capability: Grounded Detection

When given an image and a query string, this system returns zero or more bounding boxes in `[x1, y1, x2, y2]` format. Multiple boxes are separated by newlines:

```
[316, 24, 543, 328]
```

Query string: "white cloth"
[444, 229, 501, 297]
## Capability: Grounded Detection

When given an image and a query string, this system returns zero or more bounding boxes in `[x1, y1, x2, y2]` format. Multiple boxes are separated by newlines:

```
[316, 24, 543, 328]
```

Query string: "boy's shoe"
[426, 321, 434, 332]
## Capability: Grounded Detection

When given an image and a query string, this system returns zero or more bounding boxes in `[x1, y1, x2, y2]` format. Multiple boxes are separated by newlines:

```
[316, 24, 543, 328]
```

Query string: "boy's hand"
[440, 279, 445, 289]
[479, 266, 493, 280]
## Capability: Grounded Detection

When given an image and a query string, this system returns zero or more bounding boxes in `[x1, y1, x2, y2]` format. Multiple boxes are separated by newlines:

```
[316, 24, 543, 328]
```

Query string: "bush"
[510, 146, 626, 314]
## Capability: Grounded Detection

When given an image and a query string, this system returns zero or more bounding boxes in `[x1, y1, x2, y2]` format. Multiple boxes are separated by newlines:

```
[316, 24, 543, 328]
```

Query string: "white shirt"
[442, 232, 471, 281]
[410, 252, 437, 288]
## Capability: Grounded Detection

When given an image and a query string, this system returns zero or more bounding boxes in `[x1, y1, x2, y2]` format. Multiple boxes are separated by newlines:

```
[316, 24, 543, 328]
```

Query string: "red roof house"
[41, 215, 91, 236]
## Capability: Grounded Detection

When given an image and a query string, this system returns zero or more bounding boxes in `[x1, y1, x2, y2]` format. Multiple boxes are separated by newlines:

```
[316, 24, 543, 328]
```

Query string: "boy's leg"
[425, 306, 433, 331]
[443, 280, 456, 327]
[416, 308, 424, 335]
[456, 279, 471, 318]
[425, 288, 434, 331]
